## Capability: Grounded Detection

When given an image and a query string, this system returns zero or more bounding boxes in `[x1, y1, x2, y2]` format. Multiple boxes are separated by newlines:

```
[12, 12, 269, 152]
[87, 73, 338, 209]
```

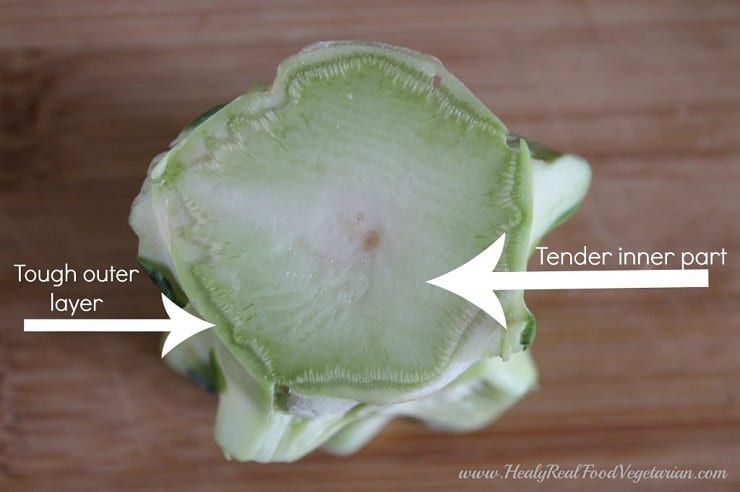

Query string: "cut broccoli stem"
[131, 41, 591, 462]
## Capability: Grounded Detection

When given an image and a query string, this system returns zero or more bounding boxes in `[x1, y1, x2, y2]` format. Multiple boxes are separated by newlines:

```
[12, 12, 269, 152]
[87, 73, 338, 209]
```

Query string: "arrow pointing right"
[24, 294, 215, 358]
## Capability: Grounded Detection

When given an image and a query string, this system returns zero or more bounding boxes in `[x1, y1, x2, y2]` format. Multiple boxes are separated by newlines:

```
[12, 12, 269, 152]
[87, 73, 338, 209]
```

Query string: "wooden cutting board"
[1, 1, 738, 490]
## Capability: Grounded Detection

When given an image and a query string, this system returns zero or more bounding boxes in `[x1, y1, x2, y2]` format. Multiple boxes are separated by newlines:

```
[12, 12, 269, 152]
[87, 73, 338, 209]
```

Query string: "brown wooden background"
[1, 1, 738, 490]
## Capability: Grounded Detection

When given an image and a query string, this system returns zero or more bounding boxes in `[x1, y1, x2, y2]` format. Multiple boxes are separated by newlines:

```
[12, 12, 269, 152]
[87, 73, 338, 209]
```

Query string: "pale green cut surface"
[148, 42, 532, 402]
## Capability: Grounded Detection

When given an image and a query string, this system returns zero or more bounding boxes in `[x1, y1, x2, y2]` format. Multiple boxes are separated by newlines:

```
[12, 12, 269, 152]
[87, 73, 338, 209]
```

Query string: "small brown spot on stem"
[362, 230, 379, 251]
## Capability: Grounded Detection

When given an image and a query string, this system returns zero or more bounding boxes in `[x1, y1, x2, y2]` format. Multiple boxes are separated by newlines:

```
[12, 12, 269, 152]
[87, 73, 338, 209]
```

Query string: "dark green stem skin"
[519, 317, 536, 349]
[209, 348, 227, 394]
[137, 257, 189, 307]
[183, 104, 227, 133]
[507, 134, 563, 162]
[186, 364, 218, 394]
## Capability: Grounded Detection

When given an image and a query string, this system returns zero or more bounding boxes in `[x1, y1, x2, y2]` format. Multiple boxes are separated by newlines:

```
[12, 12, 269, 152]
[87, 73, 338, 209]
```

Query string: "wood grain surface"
[1, 1, 738, 491]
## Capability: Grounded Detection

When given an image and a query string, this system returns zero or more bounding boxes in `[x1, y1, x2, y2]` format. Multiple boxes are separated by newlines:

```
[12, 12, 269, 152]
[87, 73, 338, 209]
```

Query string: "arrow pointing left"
[427, 234, 709, 330]
[24, 293, 215, 357]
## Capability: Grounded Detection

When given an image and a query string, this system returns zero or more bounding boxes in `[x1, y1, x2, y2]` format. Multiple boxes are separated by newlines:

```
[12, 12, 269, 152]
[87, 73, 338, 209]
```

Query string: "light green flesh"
[148, 42, 533, 403]
[132, 41, 592, 462]
[529, 153, 591, 253]
[321, 413, 392, 456]
[213, 341, 371, 462]
[166, 330, 537, 462]
[323, 350, 536, 455]
[158, 144, 585, 461]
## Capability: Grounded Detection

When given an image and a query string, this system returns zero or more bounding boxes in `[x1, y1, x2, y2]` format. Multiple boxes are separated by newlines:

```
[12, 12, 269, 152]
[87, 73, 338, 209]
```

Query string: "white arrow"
[426, 234, 709, 329]
[24, 294, 215, 357]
